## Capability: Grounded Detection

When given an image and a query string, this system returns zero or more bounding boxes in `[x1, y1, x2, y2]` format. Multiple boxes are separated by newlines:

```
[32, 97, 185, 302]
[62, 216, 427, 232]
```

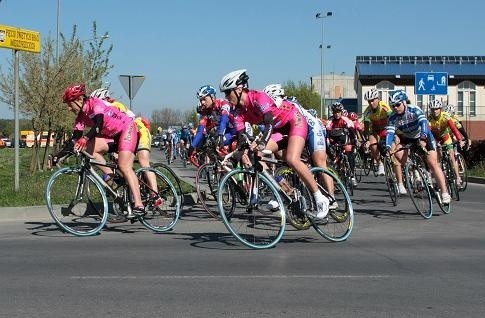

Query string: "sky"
[1, 0, 484, 119]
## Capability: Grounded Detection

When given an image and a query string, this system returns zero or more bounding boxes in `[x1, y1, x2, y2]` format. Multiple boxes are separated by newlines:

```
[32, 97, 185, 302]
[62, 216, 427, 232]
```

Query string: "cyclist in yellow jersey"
[428, 100, 464, 187]
[445, 104, 470, 151]
[90, 88, 160, 204]
[362, 89, 394, 177]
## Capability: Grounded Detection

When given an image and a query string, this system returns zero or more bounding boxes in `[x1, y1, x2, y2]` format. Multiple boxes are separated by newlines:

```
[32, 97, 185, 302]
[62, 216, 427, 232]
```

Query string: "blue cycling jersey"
[385, 104, 430, 148]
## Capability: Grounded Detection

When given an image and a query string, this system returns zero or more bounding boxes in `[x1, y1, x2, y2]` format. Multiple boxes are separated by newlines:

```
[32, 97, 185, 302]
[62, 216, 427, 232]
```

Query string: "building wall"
[311, 74, 356, 100]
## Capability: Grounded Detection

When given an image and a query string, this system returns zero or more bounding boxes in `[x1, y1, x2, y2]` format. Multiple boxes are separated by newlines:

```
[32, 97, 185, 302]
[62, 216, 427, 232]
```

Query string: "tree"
[283, 80, 321, 113]
[0, 22, 112, 173]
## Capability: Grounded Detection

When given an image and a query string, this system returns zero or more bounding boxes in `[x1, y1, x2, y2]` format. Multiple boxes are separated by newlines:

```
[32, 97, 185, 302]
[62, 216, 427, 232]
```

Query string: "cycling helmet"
[445, 104, 455, 115]
[364, 88, 379, 101]
[219, 69, 249, 92]
[331, 101, 344, 112]
[307, 108, 318, 117]
[389, 90, 408, 106]
[63, 84, 86, 103]
[349, 112, 358, 121]
[90, 88, 111, 100]
[342, 109, 348, 117]
[196, 85, 217, 99]
[264, 84, 285, 99]
[429, 99, 443, 109]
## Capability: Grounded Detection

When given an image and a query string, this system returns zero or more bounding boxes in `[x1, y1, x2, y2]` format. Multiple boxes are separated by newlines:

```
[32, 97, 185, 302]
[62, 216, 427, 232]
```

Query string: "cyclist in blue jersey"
[385, 90, 451, 204]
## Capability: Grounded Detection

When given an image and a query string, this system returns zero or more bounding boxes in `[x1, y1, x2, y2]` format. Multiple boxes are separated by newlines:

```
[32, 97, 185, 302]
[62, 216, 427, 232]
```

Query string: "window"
[457, 81, 477, 117]
[376, 81, 395, 105]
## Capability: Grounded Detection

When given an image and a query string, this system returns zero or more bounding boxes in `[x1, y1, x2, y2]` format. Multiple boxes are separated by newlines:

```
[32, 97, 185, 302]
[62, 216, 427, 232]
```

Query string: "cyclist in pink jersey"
[219, 69, 329, 219]
[58, 84, 145, 216]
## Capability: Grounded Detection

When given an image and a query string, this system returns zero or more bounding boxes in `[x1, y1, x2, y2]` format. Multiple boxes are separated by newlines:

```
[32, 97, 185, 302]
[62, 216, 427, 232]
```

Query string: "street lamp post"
[316, 11, 332, 119]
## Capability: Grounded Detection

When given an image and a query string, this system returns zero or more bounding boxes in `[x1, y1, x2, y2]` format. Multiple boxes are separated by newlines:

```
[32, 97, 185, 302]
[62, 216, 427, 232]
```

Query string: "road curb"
[468, 176, 485, 184]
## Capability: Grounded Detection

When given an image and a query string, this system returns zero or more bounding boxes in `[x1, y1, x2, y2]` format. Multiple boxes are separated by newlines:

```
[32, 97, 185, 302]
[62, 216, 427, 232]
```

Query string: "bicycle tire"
[442, 155, 459, 202]
[455, 152, 468, 191]
[136, 167, 181, 232]
[362, 151, 372, 176]
[310, 167, 354, 242]
[404, 163, 433, 219]
[195, 163, 221, 219]
[354, 152, 364, 183]
[152, 162, 185, 211]
[46, 167, 108, 236]
[217, 168, 286, 249]
[383, 157, 399, 206]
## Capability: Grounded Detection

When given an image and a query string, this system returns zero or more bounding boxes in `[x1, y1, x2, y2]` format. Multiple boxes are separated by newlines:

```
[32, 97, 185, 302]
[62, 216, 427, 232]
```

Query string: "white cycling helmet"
[264, 84, 285, 100]
[429, 100, 443, 109]
[219, 69, 249, 92]
[90, 88, 111, 100]
[364, 89, 379, 101]
[445, 104, 455, 115]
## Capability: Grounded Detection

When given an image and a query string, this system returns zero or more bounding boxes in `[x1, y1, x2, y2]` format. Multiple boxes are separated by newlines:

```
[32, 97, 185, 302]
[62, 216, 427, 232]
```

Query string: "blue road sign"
[415, 72, 448, 95]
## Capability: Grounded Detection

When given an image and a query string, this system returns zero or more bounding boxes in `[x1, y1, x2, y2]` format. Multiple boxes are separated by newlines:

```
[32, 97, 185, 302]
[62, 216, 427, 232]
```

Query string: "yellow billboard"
[0, 24, 40, 53]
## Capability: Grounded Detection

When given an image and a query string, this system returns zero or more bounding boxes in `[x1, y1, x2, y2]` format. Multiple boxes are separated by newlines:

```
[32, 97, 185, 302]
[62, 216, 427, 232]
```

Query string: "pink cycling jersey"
[73, 97, 139, 152]
[233, 90, 307, 139]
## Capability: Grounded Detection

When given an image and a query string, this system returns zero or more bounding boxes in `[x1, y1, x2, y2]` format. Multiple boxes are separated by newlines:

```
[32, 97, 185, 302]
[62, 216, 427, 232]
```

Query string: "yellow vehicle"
[20, 130, 55, 148]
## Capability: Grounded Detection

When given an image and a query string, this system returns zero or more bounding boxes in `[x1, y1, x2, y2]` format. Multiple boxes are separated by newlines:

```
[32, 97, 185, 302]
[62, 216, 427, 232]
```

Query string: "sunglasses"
[391, 102, 402, 108]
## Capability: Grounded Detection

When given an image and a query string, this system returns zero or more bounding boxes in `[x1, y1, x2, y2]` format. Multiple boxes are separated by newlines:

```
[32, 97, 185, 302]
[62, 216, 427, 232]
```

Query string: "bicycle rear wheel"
[310, 167, 354, 242]
[137, 167, 180, 232]
[217, 169, 286, 249]
[152, 162, 185, 212]
[46, 167, 108, 236]
[404, 163, 433, 219]
[274, 166, 311, 230]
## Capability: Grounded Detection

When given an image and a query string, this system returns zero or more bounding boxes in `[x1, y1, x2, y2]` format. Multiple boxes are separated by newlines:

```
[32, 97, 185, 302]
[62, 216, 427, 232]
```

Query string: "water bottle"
[275, 175, 294, 195]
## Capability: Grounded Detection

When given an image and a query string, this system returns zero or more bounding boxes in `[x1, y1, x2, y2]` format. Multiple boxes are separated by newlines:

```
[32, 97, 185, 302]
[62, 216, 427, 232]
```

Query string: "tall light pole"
[56, 0, 60, 63]
[316, 11, 332, 118]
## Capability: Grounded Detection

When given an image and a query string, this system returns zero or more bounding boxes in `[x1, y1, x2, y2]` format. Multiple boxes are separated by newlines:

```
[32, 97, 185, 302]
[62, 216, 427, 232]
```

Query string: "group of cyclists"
[52, 68, 470, 223]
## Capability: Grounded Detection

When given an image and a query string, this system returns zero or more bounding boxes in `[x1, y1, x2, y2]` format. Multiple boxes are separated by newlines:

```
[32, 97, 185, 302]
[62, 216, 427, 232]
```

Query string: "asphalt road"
[1, 150, 484, 317]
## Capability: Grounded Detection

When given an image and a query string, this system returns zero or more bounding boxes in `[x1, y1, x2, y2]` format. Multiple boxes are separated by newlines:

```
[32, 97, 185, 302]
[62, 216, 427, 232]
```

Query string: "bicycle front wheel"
[46, 167, 108, 236]
[217, 169, 286, 249]
[195, 163, 221, 219]
[137, 167, 180, 232]
[384, 157, 399, 206]
[455, 152, 468, 191]
[404, 163, 433, 219]
[310, 167, 354, 242]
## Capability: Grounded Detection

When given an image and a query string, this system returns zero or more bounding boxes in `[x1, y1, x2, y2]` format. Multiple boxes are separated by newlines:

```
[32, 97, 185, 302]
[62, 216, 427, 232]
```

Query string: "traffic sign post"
[415, 72, 448, 95]
[119, 75, 145, 111]
[0, 25, 41, 191]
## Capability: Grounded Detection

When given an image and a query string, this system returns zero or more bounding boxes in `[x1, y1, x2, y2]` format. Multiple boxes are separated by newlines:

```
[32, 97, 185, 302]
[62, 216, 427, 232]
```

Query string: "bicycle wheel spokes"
[404, 164, 433, 219]
[46, 168, 108, 236]
[218, 169, 286, 249]
[196, 163, 220, 218]
[137, 168, 180, 232]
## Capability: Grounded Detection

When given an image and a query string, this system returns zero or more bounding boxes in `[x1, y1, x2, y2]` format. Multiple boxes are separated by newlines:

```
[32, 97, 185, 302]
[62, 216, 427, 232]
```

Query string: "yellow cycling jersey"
[109, 100, 152, 151]
[362, 101, 392, 133]
[428, 111, 460, 144]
